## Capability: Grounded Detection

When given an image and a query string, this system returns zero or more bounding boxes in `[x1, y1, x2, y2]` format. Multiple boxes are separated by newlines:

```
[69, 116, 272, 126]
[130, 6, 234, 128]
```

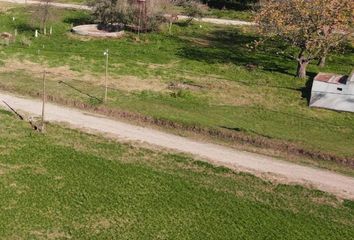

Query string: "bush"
[183, 0, 208, 20]
[89, 0, 170, 32]
[20, 36, 32, 46]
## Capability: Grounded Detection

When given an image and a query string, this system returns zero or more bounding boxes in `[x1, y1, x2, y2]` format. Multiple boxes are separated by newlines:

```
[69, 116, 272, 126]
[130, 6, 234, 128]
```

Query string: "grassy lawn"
[173, 5, 254, 21]
[203, 9, 254, 21]
[0, 5, 353, 166]
[1, 109, 354, 239]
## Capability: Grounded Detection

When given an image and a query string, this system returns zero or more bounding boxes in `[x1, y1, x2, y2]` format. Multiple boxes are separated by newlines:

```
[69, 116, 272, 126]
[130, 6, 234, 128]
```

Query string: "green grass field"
[1, 109, 354, 239]
[0, 5, 353, 167]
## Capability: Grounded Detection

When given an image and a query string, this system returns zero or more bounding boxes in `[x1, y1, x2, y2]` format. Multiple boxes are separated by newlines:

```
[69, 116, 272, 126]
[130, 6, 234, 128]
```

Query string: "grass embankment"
[0, 110, 354, 239]
[0, 5, 353, 168]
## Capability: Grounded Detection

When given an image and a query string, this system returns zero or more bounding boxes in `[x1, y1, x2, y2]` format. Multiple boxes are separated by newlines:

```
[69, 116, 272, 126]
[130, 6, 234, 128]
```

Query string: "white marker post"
[103, 49, 109, 103]
[35, 30, 38, 38]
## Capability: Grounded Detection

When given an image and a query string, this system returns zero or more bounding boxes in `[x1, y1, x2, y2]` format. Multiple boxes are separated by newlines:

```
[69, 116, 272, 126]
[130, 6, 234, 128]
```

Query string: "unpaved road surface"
[1, 0, 255, 26]
[1, 91, 354, 199]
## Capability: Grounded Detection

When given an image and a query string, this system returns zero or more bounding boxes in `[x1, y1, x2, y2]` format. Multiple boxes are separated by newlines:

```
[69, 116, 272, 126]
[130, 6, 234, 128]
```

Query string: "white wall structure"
[310, 72, 354, 113]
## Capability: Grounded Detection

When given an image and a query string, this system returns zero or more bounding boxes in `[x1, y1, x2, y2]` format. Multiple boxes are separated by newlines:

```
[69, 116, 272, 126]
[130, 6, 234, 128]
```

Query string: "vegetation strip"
[1, 91, 354, 200]
[19, 90, 354, 167]
[1, 109, 354, 239]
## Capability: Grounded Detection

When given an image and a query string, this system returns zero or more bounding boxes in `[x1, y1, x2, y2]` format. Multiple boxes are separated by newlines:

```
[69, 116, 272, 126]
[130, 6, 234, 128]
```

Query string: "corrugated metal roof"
[310, 72, 354, 113]
[314, 73, 347, 84]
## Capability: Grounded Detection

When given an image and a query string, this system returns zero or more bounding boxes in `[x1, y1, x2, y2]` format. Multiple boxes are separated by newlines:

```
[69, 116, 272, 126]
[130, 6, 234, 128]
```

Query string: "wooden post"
[104, 49, 109, 103]
[138, 4, 142, 36]
[41, 70, 46, 132]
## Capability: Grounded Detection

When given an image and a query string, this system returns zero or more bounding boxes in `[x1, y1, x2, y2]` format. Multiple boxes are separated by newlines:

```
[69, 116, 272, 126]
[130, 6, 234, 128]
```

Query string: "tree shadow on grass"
[177, 28, 296, 77]
[64, 15, 94, 26]
[203, 0, 259, 11]
[299, 72, 316, 104]
[15, 23, 36, 33]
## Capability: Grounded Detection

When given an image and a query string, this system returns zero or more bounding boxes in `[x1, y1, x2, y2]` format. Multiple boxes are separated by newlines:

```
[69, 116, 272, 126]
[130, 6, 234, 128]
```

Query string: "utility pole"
[41, 69, 46, 132]
[104, 49, 109, 103]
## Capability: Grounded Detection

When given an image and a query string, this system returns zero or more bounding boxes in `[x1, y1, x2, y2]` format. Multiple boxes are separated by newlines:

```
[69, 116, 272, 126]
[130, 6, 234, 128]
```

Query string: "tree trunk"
[318, 55, 326, 67]
[297, 58, 309, 79]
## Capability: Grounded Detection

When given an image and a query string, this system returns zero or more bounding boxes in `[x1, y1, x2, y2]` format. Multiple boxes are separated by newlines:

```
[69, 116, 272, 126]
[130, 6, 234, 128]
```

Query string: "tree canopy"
[255, 0, 354, 78]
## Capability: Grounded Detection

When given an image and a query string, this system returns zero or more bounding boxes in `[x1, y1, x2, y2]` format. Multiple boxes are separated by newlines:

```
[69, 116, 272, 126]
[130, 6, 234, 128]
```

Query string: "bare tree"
[32, 0, 55, 35]
[256, 0, 353, 79]
[181, 0, 207, 24]
[90, 0, 172, 32]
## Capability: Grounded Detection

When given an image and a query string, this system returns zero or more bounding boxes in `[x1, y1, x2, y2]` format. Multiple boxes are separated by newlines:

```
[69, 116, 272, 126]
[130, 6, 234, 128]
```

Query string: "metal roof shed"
[310, 71, 354, 113]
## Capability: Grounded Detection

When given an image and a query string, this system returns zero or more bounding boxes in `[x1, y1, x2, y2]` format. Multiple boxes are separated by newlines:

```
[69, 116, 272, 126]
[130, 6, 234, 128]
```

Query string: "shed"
[310, 71, 354, 113]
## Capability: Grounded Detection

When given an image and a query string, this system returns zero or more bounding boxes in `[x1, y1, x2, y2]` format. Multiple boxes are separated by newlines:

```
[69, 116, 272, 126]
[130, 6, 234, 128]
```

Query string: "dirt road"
[1, 91, 354, 199]
[1, 0, 255, 26]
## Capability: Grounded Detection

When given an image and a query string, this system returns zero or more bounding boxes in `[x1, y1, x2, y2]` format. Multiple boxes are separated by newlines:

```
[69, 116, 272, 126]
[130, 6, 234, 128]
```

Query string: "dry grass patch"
[107, 75, 167, 92]
[30, 229, 72, 240]
[0, 59, 168, 92]
[0, 59, 83, 81]
[180, 74, 269, 106]
[146, 60, 179, 70]
[178, 36, 211, 47]
[87, 215, 136, 235]
[0, 2, 15, 12]
[0, 163, 47, 176]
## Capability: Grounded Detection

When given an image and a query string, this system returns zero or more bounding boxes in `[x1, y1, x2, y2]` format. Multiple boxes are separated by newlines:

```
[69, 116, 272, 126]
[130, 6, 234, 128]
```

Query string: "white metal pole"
[104, 49, 109, 103]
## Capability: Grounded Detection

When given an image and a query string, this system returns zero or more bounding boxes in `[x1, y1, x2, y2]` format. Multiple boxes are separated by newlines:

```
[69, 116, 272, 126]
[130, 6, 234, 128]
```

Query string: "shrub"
[89, 0, 171, 32]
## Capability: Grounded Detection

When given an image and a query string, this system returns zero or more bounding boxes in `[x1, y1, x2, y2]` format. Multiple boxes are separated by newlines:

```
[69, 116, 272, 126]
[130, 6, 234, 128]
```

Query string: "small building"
[310, 71, 354, 113]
